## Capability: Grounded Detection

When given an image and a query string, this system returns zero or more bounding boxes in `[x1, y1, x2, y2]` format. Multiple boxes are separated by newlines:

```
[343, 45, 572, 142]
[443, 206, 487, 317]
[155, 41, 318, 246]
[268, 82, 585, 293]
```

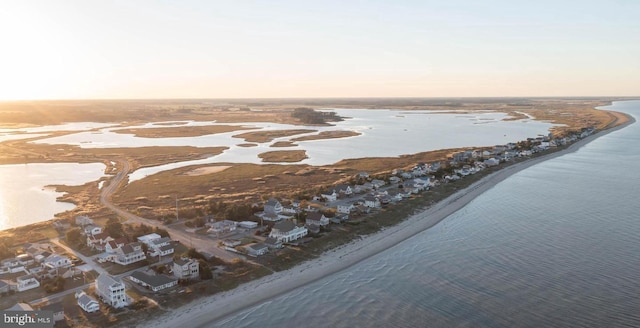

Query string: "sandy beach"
[141, 112, 634, 328]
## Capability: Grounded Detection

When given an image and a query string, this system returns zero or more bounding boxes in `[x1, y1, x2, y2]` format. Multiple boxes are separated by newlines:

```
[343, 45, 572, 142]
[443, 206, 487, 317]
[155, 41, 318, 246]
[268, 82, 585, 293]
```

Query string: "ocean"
[209, 100, 640, 328]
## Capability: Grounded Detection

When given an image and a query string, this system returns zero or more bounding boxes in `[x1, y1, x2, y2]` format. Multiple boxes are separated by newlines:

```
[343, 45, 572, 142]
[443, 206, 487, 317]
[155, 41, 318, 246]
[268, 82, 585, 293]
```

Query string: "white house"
[129, 271, 178, 292]
[95, 274, 129, 308]
[363, 195, 381, 208]
[207, 220, 237, 235]
[83, 224, 102, 236]
[337, 204, 355, 214]
[87, 233, 113, 251]
[334, 184, 353, 196]
[137, 233, 162, 245]
[239, 221, 258, 229]
[76, 291, 100, 313]
[320, 191, 338, 202]
[42, 255, 72, 270]
[172, 258, 199, 280]
[305, 212, 330, 227]
[269, 220, 308, 243]
[114, 243, 146, 266]
[16, 275, 40, 292]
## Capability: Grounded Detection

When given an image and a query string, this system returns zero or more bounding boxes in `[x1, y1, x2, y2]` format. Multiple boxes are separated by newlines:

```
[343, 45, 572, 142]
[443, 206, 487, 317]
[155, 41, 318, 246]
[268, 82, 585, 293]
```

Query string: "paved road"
[51, 237, 108, 276]
[100, 159, 241, 262]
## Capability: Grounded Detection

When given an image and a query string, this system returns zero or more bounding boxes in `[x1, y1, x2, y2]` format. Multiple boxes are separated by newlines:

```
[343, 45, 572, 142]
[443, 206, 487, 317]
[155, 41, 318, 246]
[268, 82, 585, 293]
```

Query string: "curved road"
[100, 159, 241, 262]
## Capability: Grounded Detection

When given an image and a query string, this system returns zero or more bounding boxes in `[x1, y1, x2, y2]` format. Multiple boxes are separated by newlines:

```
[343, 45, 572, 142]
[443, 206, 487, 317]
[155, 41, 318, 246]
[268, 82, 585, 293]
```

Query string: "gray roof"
[130, 271, 177, 288]
[173, 258, 194, 266]
[249, 243, 268, 251]
[78, 294, 98, 307]
[40, 302, 64, 313]
[151, 237, 172, 245]
[273, 220, 296, 233]
[96, 274, 122, 296]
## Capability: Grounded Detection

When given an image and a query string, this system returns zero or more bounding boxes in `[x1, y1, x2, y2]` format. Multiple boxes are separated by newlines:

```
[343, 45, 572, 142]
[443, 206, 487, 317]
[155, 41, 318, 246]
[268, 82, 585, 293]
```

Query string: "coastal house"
[129, 271, 178, 292]
[305, 212, 330, 227]
[75, 216, 94, 226]
[264, 198, 283, 215]
[114, 242, 146, 266]
[39, 302, 65, 322]
[147, 237, 174, 257]
[87, 233, 114, 251]
[363, 195, 381, 208]
[0, 280, 10, 294]
[53, 219, 71, 231]
[337, 204, 355, 214]
[16, 274, 40, 292]
[207, 220, 237, 235]
[389, 176, 403, 184]
[137, 233, 162, 245]
[264, 237, 283, 249]
[238, 221, 258, 229]
[269, 220, 308, 243]
[95, 274, 129, 308]
[105, 237, 128, 253]
[320, 191, 338, 202]
[172, 258, 199, 280]
[76, 291, 100, 313]
[16, 254, 35, 266]
[246, 243, 269, 257]
[223, 239, 241, 247]
[334, 184, 353, 196]
[83, 224, 102, 236]
[371, 179, 386, 188]
[42, 255, 72, 270]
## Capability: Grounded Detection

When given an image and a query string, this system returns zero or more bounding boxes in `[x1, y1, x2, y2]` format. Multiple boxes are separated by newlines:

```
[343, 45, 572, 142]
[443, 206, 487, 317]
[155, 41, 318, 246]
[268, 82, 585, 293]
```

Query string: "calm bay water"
[210, 100, 640, 328]
[0, 109, 554, 229]
[0, 163, 106, 230]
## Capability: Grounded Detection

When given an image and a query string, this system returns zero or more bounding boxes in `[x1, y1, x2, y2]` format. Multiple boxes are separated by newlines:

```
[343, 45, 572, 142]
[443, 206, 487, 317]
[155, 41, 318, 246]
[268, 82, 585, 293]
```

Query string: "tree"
[105, 218, 124, 238]
[198, 259, 213, 280]
[154, 227, 170, 238]
[65, 228, 82, 245]
[187, 248, 206, 260]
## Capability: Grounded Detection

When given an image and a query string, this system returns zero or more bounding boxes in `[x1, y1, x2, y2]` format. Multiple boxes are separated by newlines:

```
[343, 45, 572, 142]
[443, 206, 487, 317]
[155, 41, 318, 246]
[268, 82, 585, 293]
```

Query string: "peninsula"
[0, 98, 632, 327]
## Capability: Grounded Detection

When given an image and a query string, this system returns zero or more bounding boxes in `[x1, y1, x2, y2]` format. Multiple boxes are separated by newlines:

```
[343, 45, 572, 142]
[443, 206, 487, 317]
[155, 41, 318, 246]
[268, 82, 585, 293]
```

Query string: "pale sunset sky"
[0, 0, 638, 100]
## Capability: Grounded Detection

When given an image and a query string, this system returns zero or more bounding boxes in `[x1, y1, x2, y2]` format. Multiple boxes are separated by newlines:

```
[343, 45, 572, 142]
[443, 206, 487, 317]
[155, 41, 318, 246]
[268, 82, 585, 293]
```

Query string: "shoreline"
[142, 112, 635, 328]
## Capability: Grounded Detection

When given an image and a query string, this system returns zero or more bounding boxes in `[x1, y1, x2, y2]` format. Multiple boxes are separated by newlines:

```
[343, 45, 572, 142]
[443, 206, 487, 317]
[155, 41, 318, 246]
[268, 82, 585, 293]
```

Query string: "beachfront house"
[95, 274, 129, 308]
[39, 302, 65, 322]
[129, 271, 178, 292]
[246, 243, 269, 257]
[337, 204, 355, 214]
[172, 258, 199, 280]
[305, 212, 330, 227]
[76, 291, 100, 313]
[363, 195, 381, 208]
[269, 220, 308, 243]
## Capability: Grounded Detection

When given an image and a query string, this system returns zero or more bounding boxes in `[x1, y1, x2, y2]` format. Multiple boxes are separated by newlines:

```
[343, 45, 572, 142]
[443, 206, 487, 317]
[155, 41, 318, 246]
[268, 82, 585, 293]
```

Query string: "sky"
[0, 0, 638, 100]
